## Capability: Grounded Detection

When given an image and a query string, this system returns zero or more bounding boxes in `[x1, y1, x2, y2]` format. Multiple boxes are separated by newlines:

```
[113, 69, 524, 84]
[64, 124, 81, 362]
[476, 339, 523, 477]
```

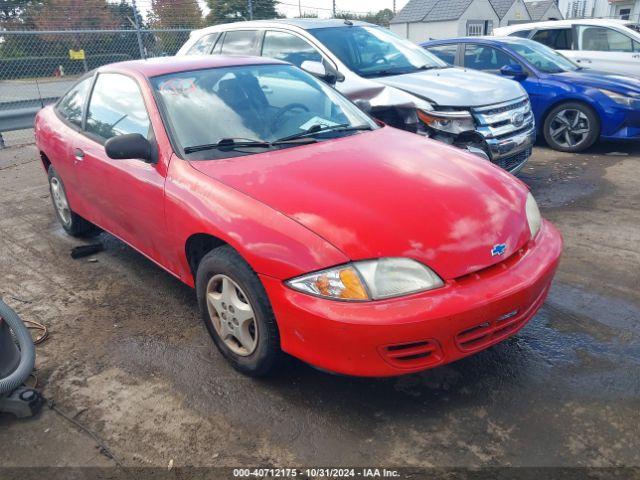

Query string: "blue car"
[422, 37, 640, 152]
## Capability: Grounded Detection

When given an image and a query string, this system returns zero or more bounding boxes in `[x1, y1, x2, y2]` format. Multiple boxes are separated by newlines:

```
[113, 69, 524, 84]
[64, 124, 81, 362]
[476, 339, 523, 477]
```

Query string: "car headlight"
[417, 109, 475, 135]
[598, 88, 640, 108]
[526, 192, 542, 239]
[287, 258, 444, 301]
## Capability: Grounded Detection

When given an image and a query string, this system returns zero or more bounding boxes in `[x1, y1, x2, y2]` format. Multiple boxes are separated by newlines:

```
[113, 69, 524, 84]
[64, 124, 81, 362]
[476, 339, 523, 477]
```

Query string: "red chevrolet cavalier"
[35, 56, 562, 377]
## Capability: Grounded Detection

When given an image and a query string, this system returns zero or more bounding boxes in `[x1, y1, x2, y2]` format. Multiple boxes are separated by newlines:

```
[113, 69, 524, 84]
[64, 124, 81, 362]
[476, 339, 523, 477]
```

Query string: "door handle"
[575, 58, 592, 64]
[261, 85, 273, 94]
[74, 148, 85, 161]
[633, 54, 640, 59]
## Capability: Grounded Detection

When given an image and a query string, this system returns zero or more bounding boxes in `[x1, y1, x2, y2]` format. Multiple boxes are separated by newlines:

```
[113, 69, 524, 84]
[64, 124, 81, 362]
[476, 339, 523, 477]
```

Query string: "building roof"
[390, 0, 439, 23]
[390, 0, 475, 24]
[488, 0, 517, 19]
[524, 0, 555, 21]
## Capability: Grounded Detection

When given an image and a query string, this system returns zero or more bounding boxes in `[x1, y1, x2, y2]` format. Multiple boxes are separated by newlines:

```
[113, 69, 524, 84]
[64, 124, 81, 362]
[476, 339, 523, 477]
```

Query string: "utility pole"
[333, 0, 336, 17]
[393, 0, 396, 13]
[131, 0, 146, 60]
[248, 0, 254, 20]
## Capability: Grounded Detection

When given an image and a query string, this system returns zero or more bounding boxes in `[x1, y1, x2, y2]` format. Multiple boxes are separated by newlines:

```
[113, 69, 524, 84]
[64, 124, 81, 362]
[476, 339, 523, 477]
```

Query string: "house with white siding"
[390, 0, 563, 42]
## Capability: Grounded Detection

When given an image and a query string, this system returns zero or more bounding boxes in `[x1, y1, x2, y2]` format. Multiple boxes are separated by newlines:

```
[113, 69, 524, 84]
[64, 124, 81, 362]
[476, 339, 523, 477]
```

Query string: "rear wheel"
[543, 102, 599, 152]
[47, 166, 97, 237]
[196, 245, 281, 376]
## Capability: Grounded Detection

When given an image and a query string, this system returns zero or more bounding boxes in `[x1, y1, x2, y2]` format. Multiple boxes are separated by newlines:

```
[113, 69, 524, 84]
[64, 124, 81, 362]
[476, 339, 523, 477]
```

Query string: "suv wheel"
[543, 102, 599, 152]
[196, 245, 281, 376]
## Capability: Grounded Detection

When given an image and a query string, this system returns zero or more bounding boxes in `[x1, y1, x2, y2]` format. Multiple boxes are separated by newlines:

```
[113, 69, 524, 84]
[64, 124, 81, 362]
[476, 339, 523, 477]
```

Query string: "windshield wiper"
[184, 137, 316, 154]
[275, 123, 373, 143]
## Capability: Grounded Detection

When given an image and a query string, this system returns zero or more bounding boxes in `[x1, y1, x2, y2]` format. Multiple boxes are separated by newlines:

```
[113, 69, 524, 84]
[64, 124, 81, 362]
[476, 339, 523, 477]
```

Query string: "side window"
[220, 30, 260, 56]
[56, 77, 92, 127]
[509, 29, 533, 39]
[464, 45, 517, 71]
[426, 44, 458, 65]
[262, 31, 323, 68]
[578, 26, 634, 52]
[85, 74, 151, 141]
[187, 33, 220, 55]
[532, 28, 572, 49]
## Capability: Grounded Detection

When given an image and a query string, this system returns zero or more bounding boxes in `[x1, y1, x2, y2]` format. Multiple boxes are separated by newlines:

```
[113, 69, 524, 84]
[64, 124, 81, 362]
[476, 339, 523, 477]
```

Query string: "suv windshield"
[309, 26, 447, 78]
[507, 39, 579, 73]
[151, 64, 377, 159]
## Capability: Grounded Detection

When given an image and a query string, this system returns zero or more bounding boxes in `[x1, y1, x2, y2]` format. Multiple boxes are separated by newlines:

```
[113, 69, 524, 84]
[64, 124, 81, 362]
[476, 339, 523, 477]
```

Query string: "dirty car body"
[177, 19, 536, 174]
[35, 56, 562, 377]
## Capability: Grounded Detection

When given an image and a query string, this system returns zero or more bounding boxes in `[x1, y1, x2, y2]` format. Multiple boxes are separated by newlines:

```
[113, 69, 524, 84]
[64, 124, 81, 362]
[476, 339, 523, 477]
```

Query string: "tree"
[148, 0, 203, 29]
[0, 0, 42, 28]
[206, 0, 278, 24]
[337, 8, 395, 27]
[108, 0, 146, 30]
[32, 0, 119, 31]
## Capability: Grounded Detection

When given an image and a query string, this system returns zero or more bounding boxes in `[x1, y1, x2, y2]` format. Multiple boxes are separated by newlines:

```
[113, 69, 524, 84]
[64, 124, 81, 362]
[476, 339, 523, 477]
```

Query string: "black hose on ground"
[0, 299, 35, 396]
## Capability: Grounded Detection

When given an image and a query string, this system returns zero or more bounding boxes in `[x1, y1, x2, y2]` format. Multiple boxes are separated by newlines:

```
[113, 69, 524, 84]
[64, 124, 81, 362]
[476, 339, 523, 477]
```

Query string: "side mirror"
[301, 60, 344, 86]
[105, 133, 155, 163]
[354, 98, 372, 114]
[500, 63, 527, 79]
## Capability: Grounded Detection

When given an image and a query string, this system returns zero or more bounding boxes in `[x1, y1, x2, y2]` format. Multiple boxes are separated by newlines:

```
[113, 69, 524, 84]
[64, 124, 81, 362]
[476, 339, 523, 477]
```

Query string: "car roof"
[190, 18, 376, 36]
[96, 55, 286, 78]
[423, 36, 529, 45]
[494, 18, 633, 33]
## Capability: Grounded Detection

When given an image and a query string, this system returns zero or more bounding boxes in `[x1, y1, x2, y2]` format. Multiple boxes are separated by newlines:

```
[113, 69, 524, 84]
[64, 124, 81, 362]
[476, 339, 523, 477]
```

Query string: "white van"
[494, 19, 640, 77]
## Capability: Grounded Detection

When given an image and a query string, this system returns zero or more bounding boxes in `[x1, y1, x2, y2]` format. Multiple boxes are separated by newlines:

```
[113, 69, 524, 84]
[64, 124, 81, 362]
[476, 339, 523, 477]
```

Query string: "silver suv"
[178, 19, 536, 174]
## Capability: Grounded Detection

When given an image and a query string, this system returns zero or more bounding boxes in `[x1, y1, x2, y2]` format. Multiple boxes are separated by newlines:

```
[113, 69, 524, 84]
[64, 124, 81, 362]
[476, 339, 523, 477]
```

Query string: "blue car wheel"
[543, 102, 600, 153]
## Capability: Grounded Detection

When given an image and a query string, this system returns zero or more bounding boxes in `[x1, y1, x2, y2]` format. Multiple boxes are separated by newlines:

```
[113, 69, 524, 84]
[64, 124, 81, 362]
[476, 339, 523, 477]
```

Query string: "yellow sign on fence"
[69, 49, 86, 60]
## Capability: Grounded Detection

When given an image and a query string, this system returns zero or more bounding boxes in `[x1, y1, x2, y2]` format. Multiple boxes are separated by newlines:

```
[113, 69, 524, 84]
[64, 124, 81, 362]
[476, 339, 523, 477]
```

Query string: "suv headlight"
[526, 192, 542, 239]
[287, 258, 444, 301]
[417, 109, 475, 135]
[598, 88, 640, 108]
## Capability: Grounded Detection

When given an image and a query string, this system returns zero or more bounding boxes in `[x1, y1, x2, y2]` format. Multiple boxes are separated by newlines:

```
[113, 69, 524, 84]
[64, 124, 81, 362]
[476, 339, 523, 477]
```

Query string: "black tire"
[47, 165, 97, 237]
[543, 102, 599, 153]
[196, 245, 281, 377]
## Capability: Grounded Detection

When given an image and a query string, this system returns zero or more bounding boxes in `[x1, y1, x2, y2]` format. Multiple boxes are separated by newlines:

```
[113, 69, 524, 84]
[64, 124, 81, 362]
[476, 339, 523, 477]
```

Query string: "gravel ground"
[0, 142, 638, 478]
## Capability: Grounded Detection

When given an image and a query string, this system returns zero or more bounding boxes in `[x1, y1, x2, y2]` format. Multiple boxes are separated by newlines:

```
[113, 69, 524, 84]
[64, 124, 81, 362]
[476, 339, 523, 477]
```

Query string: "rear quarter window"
[56, 77, 92, 127]
[220, 30, 261, 56]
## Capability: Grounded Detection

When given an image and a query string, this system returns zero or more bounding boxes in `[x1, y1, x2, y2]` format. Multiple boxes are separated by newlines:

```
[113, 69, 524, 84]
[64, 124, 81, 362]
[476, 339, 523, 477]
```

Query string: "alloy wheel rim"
[206, 274, 258, 356]
[50, 177, 71, 226]
[549, 109, 590, 148]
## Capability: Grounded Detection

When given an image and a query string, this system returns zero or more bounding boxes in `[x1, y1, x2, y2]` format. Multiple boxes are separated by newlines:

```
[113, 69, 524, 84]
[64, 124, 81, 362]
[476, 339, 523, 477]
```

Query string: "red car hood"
[189, 127, 532, 280]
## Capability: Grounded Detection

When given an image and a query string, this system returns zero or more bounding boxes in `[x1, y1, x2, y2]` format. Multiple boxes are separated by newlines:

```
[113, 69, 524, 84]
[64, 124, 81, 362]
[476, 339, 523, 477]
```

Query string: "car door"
[531, 27, 573, 60]
[424, 43, 460, 66]
[72, 72, 169, 261]
[462, 44, 543, 110]
[573, 24, 640, 75]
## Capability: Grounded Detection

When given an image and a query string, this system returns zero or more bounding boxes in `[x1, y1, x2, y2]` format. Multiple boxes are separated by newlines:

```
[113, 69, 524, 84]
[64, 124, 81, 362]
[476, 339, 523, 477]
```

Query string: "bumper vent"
[455, 286, 550, 353]
[495, 147, 531, 173]
[378, 340, 443, 370]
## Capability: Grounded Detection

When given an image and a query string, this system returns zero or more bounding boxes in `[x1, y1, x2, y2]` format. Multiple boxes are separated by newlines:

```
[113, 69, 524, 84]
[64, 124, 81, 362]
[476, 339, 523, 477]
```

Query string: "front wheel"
[196, 245, 281, 377]
[543, 102, 599, 152]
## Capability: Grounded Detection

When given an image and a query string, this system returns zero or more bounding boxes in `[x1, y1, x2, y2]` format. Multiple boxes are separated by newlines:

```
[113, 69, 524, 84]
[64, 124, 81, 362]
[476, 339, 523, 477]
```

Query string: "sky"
[188, 0, 411, 19]
[274, 0, 410, 17]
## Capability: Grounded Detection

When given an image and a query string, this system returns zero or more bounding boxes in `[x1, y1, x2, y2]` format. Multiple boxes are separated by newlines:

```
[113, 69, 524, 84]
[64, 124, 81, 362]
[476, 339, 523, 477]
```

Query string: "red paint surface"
[35, 57, 562, 376]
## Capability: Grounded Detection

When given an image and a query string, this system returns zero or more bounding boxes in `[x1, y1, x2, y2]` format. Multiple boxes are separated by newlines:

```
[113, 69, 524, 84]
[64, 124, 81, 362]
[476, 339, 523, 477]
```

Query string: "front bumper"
[261, 220, 563, 377]
[600, 104, 640, 141]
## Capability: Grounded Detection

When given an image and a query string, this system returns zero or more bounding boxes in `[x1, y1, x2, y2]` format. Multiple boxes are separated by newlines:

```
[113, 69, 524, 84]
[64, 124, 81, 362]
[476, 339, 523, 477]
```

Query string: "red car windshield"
[151, 64, 376, 159]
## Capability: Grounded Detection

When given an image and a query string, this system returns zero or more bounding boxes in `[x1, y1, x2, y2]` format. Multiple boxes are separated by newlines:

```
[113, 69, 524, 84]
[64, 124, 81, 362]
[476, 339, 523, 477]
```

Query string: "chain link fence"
[0, 28, 191, 148]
